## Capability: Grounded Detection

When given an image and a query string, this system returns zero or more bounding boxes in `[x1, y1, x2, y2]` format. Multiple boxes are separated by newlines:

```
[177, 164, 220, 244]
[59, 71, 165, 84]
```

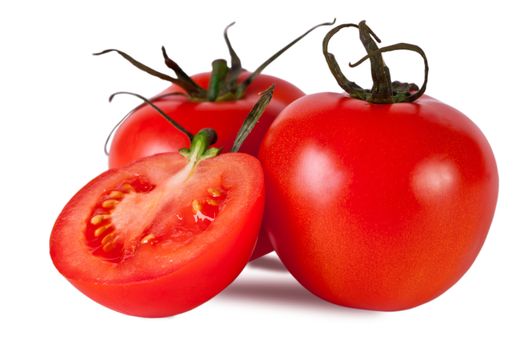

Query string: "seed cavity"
[85, 177, 157, 263]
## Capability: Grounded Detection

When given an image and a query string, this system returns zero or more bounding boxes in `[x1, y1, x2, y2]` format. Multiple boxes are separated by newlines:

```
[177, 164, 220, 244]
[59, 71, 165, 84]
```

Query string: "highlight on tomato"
[95, 20, 334, 260]
[259, 21, 499, 311]
[50, 88, 273, 317]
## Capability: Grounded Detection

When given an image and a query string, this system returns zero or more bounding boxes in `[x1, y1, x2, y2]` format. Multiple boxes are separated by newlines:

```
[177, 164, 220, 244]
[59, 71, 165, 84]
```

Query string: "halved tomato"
[50, 152, 264, 317]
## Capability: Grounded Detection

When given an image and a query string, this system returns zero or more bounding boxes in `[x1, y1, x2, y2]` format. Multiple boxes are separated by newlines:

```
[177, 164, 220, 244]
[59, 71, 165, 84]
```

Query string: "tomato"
[50, 150, 264, 317]
[109, 72, 303, 168]
[259, 22, 499, 311]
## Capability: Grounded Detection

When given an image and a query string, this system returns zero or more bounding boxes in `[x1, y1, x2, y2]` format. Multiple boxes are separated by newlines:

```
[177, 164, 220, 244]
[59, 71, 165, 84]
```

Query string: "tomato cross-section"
[50, 152, 264, 317]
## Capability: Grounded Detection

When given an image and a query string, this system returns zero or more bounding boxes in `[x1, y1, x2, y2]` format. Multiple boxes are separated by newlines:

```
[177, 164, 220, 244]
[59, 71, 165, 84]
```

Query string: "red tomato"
[109, 72, 303, 168]
[109, 72, 301, 259]
[259, 92, 498, 310]
[50, 152, 264, 317]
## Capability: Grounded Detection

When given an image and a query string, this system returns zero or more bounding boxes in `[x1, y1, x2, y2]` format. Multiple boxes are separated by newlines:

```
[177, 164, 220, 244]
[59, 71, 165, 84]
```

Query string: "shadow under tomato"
[219, 257, 377, 316]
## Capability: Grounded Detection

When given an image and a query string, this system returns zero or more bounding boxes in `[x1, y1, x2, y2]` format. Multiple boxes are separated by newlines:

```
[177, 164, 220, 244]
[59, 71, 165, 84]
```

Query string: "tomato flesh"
[50, 152, 264, 317]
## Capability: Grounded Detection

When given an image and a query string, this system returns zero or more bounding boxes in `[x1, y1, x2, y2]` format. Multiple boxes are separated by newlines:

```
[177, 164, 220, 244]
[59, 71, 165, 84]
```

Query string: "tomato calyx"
[179, 128, 220, 163]
[323, 20, 429, 103]
[94, 19, 335, 102]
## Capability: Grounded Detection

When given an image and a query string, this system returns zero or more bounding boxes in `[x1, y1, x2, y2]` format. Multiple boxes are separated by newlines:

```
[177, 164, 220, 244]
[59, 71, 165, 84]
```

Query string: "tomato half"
[50, 152, 264, 317]
[109, 72, 301, 259]
[259, 92, 498, 311]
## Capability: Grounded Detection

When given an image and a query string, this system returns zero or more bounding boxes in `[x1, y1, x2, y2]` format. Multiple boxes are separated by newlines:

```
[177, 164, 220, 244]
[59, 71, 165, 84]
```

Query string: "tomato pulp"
[259, 92, 498, 310]
[50, 152, 264, 317]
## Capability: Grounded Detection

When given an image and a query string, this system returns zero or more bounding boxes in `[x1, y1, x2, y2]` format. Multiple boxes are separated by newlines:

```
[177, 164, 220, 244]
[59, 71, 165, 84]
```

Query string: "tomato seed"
[108, 190, 124, 199]
[102, 199, 119, 209]
[102, 241, 117, 253]
[94, 224, 113, 237]
[120, 183, 135, 193]
[207, 188, 223, 198]
[192, 199, 202, 213]
[206, 198, 219, 206]
[90, 214, 111, 225]
[101, 232, 117, 246]
[141, 233, 156, 244]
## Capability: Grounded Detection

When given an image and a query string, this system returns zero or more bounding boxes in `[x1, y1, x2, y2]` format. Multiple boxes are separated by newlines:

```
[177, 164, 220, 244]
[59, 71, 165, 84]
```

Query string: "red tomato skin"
[259, 92, 499, 311]
[108, 72, 304, 169]
[108, 72, 301, 260]
[50, 153, 264, 317]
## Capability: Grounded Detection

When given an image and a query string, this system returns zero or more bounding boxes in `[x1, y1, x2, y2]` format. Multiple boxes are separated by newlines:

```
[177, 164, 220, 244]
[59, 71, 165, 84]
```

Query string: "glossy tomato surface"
[50, 152, 264, 317]
[109, 72, 303, 169]
[109, 72, 302, 260]
[259, 92, 499, 311]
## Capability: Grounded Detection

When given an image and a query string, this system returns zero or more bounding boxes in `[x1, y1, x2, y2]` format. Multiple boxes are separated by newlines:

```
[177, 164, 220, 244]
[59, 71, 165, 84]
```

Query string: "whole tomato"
[97, 20, 334, 259]
[259, 21, 499, 311]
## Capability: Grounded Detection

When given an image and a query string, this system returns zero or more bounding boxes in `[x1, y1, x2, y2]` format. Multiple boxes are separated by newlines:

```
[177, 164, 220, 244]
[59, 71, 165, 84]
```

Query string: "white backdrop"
[1, 0, 526, 348]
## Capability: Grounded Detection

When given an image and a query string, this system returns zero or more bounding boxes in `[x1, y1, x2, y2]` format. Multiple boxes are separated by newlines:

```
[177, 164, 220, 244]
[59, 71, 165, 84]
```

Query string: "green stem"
[207, 59, 229, 101]
[231, 85, 274, 152]
[185, 128, 220, 163]
[104, 92, 187, 155]
[96, 20, 335, 102]
[161, 46, 207, 98]
[223, 22, 244, 93]
[108, 91, 194, 140]
[237, 19, 336, 98]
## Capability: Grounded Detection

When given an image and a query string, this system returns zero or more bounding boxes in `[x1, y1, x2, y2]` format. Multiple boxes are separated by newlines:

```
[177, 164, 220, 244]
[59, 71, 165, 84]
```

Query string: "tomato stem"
[108, 91, 194, 140]
[322, 20, 429, 103]
[223, 21, 243, 93]
[235, 18, 336, 99]
[207, 59, 229, 101]
[183, 128, 220, 163]
[231, 85, 274, 152]
[104, 92, 188, 156]
[95, 20, 335, 102]
[161, 46, 207, 98]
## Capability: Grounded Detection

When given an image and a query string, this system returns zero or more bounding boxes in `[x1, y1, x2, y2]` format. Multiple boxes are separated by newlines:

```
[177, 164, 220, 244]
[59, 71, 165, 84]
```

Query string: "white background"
[1, 0, 526, 348]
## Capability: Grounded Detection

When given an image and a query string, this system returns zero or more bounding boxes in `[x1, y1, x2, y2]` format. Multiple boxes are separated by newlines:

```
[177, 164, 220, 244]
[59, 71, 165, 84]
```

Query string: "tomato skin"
[259, 92, 499, 311]
[50, 152, 264, 317]
[108, 72, 304, 169]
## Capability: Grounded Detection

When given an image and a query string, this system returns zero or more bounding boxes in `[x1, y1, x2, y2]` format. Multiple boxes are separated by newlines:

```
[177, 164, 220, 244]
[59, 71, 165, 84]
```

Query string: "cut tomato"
[50, 152, 264, 317]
